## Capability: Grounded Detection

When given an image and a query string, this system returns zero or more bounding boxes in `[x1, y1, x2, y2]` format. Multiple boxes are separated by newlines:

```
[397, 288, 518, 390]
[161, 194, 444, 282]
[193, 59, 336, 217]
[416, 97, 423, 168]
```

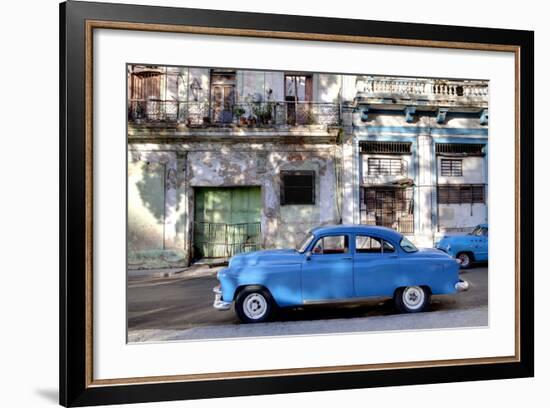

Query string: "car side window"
[355, 235, 382, 253]
[356, 235, 395, 254]
[312, 235, 348, 255]
[383, 240, 395, 253]
[481, 227, 488, 237]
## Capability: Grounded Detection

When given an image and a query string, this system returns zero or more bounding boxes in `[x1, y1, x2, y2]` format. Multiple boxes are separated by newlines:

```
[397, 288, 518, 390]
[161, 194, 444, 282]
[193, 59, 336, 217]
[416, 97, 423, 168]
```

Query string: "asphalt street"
[127, 266, 488, 342]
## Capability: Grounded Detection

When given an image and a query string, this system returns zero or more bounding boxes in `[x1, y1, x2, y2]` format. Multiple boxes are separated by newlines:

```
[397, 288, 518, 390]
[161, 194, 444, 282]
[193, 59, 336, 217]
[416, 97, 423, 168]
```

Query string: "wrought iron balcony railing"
[128, 99, 341, 127]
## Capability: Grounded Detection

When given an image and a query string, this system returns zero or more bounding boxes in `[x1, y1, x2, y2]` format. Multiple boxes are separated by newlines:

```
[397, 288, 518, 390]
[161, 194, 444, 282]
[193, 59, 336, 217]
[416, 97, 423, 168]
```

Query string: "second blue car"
[435, 224, 488, 268]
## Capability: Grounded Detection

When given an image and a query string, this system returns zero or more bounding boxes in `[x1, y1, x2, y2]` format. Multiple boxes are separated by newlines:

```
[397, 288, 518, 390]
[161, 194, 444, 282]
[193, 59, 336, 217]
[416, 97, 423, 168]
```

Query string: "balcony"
[355, 77, 488, 108]
[128, 100, 341, 128]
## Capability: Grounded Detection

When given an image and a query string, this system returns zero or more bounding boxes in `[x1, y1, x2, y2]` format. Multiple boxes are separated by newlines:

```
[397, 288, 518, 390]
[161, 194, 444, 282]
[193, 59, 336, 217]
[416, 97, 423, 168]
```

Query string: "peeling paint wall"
[186, 144, 339, 250]
[127, 142, 339, 268]
[127, 150, 188, 269]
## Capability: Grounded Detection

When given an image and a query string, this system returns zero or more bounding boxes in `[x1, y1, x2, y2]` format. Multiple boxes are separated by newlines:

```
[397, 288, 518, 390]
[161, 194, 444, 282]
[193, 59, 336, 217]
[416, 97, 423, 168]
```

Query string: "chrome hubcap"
[243, 293, 267, 320]
[458, 254, 470, 266]
[402, 286, 425, 310]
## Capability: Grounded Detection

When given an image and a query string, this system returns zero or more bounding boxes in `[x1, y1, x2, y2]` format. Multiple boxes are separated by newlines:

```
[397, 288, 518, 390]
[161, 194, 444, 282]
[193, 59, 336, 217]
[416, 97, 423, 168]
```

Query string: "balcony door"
[211, 72, 236, 123]
[284, 74, 313, 125]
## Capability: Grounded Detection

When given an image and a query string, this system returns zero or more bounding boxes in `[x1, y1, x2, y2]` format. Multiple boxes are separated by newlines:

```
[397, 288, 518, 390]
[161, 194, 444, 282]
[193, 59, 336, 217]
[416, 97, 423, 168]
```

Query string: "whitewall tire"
[395, 286, 431, 313]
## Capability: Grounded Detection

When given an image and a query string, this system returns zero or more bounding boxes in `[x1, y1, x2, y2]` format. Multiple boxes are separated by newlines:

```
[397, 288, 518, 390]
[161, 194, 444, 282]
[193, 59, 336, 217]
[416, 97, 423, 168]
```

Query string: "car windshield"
[469, 227, 481, 235]
[400, 236, 418, 253]
[296, 233, 315, 253]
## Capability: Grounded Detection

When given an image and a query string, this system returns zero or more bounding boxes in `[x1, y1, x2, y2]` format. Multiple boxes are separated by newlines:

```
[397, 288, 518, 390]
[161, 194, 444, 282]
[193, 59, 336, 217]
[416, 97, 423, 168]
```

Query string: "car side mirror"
[305, 251, 312, 261]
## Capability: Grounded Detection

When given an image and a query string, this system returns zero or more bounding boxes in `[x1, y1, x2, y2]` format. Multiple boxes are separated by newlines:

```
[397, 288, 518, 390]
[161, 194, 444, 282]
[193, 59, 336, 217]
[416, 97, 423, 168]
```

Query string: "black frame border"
[60, 1, 534, 406]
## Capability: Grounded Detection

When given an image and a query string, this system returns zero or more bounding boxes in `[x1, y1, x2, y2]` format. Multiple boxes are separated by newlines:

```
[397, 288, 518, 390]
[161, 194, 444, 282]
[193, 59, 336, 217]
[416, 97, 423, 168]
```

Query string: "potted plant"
[233, 107, 246, 125]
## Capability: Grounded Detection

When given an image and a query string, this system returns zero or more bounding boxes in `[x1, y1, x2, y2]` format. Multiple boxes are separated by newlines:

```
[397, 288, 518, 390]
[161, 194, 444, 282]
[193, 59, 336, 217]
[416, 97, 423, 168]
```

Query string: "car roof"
[310, 224, 403, 241]
[478, 223, 488, 228]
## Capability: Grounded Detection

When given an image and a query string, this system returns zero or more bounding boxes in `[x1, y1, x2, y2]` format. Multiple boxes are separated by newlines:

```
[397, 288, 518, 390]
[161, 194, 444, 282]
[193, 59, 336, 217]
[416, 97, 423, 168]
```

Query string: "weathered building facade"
[341, 77, 489, 247]
[127, 65, 356, 268]
[127, 65, 488, 268]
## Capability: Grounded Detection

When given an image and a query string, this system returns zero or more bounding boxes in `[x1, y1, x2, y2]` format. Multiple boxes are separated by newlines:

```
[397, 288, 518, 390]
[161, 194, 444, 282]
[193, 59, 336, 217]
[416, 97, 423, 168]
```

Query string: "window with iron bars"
[360, 187, 414, 234]
[440, 159, 463, 177]
[280, 171, 315, 205]
[360, 141, 412, 155]
[367, 158, 405, 176]
[437, 184, 485, 204]
[436, 143, 485, 156]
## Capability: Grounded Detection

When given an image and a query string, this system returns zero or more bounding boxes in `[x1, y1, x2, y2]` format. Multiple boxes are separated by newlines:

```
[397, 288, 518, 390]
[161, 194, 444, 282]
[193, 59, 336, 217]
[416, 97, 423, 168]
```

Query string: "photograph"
[126, 64, 489, 342]
[56, 1, 534, 405]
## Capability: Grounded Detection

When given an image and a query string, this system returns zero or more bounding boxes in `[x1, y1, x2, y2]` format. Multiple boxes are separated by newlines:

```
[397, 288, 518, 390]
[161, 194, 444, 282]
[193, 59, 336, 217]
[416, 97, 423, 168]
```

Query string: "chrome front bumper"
[213, 286, 232, 311]
[455, 279, 470, 292]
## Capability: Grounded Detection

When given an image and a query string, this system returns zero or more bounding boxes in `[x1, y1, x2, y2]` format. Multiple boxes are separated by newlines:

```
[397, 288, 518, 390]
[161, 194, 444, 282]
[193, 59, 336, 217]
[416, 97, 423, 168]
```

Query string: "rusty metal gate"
[193, 222, 261, 258]
[193, 187, 262, 259]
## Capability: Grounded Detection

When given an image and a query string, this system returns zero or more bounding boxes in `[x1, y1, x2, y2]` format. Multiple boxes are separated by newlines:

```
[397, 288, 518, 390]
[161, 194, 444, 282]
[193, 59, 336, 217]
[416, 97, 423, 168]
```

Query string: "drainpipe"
[435, 154, 440, 233]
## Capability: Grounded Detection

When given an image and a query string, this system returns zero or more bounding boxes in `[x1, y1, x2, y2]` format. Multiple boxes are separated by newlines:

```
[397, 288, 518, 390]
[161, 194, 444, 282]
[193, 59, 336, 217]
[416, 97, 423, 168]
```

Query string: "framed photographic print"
[59, 0, 534, 406]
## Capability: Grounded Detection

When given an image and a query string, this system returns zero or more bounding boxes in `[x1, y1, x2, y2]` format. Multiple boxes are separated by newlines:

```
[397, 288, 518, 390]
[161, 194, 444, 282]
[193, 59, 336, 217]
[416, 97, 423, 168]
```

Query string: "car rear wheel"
[395, 286, 431, 313]
[456, 252, 472, 269]
[235, 287, 274, 323]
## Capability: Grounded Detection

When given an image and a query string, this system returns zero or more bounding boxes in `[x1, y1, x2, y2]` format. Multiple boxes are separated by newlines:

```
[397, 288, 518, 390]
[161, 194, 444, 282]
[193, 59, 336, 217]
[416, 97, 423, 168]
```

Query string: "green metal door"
[194, 187, 261, 259]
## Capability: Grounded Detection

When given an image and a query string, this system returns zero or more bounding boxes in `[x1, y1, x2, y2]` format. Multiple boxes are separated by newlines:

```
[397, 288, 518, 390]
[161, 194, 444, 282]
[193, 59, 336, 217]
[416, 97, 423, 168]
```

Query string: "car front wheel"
[456, 252, 472, 269]
[235, 287, 274, 323]
[395, 286, 431, 313]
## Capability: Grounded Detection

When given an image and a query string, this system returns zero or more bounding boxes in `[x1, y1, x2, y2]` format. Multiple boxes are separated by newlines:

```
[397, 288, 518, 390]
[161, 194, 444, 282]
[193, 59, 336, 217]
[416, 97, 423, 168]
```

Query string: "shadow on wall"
[135, 161, 166, 223]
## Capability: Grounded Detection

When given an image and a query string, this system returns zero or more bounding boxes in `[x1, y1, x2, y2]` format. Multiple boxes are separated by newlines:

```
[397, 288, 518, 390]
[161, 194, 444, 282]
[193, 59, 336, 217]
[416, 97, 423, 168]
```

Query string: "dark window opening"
[437, 184, 485, 204]
[367, 158, 405, 176]
[360, 141, 412, 155]
[280, 171, 315, 205]
[440, 159, 463, 177]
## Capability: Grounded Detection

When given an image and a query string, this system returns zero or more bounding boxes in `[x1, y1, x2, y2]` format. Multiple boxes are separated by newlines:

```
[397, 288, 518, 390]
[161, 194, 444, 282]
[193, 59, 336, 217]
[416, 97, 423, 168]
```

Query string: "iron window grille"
[280, 170, 315, 205]
[440, 159, 463, 177]
[361, 187, 414, 234]
[437, 184, 485, 204]
[360, 141, 412, 155]
[368, 158, 405, 176]
[436, 143, 485, 156]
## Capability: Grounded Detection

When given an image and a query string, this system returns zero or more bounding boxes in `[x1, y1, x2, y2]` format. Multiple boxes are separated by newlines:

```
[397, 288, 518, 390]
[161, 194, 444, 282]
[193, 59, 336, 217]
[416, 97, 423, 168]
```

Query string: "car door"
[353, 235, 401, 298]
[301, 234, 354, 302]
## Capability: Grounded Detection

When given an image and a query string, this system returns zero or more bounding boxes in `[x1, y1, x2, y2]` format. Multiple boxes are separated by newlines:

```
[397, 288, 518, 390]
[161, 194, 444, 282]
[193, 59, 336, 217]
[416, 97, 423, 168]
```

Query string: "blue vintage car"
[435, 224, 488, 268]
[213, 225, 469, 323]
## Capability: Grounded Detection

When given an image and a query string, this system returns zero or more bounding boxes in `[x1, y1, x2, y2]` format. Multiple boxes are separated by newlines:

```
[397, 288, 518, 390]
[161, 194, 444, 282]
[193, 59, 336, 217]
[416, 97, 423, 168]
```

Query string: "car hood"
[228, 248, 302, 268]
[415, 247, 454, 259]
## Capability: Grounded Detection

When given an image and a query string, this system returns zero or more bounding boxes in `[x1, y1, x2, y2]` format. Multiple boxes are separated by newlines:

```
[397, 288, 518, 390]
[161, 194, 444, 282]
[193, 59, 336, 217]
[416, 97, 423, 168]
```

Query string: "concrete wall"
[127, 150, 187, 269]
[127, 142, 339, 268]
[438, 204, 487, 230]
